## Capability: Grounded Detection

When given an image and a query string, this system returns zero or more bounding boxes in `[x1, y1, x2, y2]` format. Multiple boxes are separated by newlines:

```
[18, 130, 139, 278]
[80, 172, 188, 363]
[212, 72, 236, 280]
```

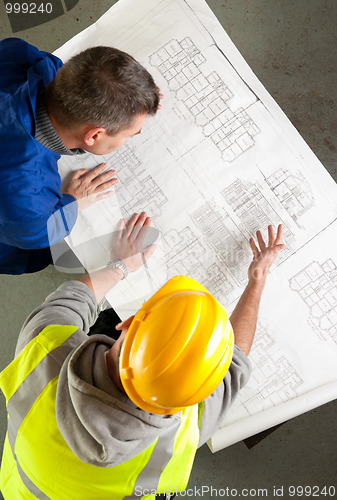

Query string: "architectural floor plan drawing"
[55, 0, 337, 452]
[265, 169, 315, 228]
[221, 178, 296, 262]
[290, 259, 337, 344]
[149, 37, 260, 162]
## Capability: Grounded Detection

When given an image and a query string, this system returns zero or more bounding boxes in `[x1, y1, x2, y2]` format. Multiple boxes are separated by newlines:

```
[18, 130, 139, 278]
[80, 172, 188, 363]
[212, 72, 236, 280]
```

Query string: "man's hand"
[77, 212, 157, 303]
[63, 163, 118, 210]
[230, 224, 285, 355]
[111, 212, 157, 273]
[248, 224, 285, 285]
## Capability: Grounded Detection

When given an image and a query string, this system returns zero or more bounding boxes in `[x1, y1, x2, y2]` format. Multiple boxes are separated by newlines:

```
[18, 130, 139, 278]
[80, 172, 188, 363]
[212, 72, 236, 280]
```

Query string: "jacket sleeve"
[15, 281, 98, 355]
[1, 193, 78, 250]
[197, 346, 252, 447]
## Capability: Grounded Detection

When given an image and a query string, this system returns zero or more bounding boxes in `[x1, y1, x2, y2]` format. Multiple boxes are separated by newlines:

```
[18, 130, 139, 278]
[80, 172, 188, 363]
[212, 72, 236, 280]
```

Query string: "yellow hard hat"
[120, 275, 234, 415]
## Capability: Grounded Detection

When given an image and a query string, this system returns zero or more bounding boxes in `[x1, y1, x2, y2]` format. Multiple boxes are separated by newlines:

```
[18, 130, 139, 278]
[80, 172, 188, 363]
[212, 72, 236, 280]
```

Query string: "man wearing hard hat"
[0, 215, 284, 500]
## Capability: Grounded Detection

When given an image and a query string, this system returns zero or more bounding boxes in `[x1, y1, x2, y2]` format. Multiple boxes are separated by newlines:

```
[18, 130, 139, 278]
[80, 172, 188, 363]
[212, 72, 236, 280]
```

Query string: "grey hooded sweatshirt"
[15, 280, 252, 467]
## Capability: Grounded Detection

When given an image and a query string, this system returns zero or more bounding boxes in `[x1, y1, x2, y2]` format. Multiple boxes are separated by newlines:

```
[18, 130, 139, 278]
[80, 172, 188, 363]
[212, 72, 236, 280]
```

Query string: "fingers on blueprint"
[112, 212, 157, 272]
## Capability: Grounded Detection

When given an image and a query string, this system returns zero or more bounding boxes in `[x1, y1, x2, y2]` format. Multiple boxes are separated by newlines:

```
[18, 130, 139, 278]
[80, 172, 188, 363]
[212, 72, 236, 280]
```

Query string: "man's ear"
[83, 127, 107, 146]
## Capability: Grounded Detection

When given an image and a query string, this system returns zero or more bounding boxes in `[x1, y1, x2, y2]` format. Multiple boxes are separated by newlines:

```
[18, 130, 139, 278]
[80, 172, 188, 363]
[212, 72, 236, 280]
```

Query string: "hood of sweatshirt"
[56, 334, 180, 467]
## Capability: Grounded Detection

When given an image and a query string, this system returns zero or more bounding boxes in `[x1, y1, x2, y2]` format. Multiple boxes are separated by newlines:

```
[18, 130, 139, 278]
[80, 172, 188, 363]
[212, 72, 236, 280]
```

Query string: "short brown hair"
[46, 46, 159, 134]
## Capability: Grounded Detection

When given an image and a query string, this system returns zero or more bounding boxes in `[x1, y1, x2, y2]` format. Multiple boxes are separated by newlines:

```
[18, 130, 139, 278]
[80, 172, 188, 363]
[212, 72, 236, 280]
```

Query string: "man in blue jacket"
[0, 38, 159, 275]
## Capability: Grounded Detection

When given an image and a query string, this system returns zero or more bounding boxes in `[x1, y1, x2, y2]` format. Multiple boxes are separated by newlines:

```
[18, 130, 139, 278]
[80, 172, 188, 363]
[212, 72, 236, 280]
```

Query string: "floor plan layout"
[150, 37, 260, 162]
[290, 259, 337, 343]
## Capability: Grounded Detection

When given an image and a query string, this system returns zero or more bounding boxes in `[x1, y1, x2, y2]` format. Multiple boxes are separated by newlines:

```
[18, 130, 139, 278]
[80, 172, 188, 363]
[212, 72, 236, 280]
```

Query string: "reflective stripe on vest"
[0, 325, 200, 499]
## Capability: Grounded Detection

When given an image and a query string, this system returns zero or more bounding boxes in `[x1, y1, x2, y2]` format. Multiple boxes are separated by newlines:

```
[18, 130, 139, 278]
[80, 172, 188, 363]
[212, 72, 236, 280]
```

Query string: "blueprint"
[55, 0, 337, 451]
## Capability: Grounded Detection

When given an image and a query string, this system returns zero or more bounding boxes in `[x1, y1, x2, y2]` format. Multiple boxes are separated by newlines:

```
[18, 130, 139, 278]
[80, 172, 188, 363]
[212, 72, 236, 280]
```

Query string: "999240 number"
[288, 485, 336, 497]
[6, 3, 53, 14]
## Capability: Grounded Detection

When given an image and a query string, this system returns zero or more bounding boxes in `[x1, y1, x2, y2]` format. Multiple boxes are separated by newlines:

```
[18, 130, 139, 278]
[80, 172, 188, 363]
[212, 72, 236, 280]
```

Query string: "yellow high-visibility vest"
[0, 325, 200, 499]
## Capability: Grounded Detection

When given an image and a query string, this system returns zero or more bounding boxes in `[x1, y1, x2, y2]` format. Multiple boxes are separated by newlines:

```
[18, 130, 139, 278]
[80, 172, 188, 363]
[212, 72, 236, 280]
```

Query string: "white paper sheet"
[55, 0, 337, 451]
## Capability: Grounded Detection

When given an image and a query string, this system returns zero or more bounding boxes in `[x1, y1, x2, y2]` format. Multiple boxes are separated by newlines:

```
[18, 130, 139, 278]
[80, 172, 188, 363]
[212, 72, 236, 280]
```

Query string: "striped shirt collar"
[35, 90, 85, 156]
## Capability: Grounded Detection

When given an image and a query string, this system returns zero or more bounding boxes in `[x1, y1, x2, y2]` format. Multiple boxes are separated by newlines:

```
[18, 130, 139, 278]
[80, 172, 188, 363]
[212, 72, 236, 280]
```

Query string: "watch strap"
[106, 259, 128, 280]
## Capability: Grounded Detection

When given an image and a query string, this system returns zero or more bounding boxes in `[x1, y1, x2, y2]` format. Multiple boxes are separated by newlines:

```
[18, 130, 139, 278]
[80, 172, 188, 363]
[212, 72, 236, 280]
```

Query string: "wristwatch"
[106, 259, 128, 280]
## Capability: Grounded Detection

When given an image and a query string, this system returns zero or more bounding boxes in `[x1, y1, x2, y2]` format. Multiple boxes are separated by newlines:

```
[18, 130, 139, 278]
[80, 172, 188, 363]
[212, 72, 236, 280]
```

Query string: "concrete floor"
[0, 0, 336, 497]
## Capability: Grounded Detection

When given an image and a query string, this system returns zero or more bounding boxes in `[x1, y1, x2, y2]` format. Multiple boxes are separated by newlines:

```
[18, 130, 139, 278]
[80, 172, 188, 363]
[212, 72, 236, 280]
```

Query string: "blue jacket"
[0, 38, 77, 274]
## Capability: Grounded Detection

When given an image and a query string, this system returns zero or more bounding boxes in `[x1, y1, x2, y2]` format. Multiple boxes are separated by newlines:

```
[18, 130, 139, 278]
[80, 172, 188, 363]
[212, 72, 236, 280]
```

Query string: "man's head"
[107, 276, 234, 415]
[46, 46, 160, 154]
